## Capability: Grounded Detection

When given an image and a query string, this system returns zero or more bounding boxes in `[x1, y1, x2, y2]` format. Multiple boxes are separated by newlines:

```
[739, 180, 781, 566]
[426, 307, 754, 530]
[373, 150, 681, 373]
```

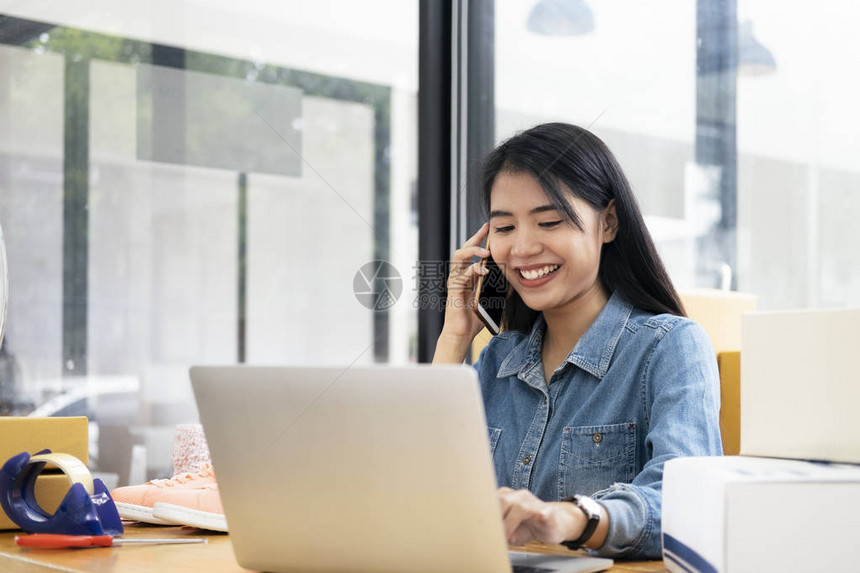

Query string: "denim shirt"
[473, 292, 722, 559]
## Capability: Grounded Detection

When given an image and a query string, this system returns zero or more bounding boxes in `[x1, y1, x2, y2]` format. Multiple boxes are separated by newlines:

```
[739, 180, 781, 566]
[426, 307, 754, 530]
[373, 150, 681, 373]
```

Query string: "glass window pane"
[0, 2, 418, 484]
[495, 1, 700, 288]
[736, 1, 860, 309]
[495, 1, 860, 309]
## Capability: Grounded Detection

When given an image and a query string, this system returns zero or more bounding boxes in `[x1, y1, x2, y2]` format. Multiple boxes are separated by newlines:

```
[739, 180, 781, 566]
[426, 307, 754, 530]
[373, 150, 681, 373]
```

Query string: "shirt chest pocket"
[557, 422, 636, 499]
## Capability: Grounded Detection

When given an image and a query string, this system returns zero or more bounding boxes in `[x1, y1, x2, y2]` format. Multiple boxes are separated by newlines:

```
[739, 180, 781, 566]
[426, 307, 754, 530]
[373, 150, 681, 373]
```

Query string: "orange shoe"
[110, 464, 217, 524]
[152, 483, 228, 532]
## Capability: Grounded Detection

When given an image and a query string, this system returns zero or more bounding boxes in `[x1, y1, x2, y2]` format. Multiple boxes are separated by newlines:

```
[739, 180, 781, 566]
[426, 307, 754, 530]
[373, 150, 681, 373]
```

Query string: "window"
[0, 2, 418, 484]
[492, 0, 860, 310]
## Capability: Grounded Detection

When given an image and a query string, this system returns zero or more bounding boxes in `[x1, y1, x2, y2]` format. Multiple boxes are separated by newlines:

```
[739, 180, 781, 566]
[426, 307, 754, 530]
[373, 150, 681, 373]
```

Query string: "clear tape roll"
[28, 453, 94, 495]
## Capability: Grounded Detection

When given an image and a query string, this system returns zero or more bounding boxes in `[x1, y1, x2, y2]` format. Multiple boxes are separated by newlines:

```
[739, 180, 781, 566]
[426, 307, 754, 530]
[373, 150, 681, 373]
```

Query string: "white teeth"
[519, 264, 559, 280]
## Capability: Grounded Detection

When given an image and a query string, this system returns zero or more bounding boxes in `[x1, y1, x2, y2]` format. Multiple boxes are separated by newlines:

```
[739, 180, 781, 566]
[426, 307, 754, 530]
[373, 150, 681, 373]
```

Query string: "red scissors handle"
[15, 534, 114, 548]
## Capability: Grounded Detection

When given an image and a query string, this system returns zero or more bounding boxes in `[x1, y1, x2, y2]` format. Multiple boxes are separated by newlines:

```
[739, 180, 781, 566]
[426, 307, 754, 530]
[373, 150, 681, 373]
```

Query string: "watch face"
[575, 495, 601, 518]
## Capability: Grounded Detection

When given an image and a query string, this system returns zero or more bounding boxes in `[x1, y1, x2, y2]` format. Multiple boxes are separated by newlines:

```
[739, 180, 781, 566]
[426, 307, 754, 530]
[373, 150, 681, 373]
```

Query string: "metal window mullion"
[696, 0, 738, 290]
[62, 57, 89, 378]
[465, 0, 494, 235]
[417, 0, 453, 362]
[451, 0, 470, 252]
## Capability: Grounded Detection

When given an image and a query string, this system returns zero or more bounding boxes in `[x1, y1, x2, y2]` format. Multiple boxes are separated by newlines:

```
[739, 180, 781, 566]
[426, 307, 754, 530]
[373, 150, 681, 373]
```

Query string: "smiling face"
[488, 170, 617, 315]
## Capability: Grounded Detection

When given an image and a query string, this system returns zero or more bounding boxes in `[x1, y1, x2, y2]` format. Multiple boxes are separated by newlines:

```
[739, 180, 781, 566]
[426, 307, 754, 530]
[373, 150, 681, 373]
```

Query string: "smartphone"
[472, 242, 508, 335]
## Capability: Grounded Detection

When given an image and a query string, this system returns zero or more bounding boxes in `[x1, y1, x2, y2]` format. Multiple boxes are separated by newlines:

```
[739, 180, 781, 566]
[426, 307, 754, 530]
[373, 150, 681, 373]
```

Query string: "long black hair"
[481, 122, 685, 331]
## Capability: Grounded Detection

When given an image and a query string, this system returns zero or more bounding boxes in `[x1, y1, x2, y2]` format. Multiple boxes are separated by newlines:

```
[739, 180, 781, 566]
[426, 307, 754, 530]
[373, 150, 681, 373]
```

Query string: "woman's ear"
[602, 199, 618, 243]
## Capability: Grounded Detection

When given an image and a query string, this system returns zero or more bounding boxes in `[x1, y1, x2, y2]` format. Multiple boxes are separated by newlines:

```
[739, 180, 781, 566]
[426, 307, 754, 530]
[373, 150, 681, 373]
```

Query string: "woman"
[433, 123, 722, 559]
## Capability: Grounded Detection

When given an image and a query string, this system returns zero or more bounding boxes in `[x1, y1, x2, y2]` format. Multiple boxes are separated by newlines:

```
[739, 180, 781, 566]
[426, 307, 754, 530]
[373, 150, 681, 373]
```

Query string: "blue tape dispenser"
[0, 449, 123, 536]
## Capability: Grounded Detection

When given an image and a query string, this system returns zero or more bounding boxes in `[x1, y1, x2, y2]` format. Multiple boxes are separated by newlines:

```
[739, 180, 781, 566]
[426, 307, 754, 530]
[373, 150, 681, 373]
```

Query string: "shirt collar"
[496, 291, 633, 381]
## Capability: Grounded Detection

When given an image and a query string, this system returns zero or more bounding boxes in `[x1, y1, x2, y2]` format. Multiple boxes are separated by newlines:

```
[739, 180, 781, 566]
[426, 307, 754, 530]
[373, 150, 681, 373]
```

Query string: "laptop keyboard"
[511, 566, 555, 573]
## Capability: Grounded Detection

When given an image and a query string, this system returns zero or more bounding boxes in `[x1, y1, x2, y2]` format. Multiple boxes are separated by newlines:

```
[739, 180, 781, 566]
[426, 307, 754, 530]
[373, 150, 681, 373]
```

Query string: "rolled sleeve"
[590, 483, 659, 558]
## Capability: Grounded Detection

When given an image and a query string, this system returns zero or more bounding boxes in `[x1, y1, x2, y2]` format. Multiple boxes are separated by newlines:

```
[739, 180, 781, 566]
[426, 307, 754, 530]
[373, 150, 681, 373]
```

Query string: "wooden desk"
[0, 523, 668, 572]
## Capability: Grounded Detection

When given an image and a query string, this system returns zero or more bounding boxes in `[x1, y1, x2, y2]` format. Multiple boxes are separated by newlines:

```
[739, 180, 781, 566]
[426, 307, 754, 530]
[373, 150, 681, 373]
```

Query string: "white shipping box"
[741, 308, 860, 463]
[663, 456, 860, 573]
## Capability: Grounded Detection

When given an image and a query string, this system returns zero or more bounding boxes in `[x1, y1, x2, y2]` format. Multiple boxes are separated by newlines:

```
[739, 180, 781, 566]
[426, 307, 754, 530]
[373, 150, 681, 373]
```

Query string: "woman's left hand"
[498, 487, 585, 546]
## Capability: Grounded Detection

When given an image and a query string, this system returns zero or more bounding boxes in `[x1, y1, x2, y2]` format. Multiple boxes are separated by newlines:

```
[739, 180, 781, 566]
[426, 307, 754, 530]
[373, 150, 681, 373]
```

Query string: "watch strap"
[560, 495, 600, 550]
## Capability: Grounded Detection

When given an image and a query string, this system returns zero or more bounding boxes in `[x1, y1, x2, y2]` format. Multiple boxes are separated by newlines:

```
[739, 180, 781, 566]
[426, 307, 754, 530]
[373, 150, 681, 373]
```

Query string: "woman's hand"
[498, 487, 585, 547]
[432, 223, 491, 364]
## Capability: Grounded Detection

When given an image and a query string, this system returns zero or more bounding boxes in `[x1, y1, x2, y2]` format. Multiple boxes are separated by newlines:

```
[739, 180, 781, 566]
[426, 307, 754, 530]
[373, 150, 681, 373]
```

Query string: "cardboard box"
[663, 456, 860, 573]
[717, 352, 740, 456]
[741, 308, 860, 463]
[679, 289, 757, 354]
[0, 416, 89, 529]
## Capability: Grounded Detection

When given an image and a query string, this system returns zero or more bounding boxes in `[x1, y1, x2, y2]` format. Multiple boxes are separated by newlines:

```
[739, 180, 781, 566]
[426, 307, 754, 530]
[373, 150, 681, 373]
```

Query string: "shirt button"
[592, 433, 603, 444]
[523, 455, 531, 465]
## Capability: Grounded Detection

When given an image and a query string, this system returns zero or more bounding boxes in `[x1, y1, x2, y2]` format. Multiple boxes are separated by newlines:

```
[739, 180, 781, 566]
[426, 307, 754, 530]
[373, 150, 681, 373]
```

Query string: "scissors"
[16, 534, 208, 549]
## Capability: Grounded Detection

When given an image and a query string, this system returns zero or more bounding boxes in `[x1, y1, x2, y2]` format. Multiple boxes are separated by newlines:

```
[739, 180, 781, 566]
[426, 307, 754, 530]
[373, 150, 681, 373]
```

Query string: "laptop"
[190, 365, 613, 573]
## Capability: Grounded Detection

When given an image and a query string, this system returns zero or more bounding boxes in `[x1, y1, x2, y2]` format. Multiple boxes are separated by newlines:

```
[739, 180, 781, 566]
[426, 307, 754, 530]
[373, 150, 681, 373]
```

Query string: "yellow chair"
[469, 289, 755, 455]
[680, 289, 756, 456]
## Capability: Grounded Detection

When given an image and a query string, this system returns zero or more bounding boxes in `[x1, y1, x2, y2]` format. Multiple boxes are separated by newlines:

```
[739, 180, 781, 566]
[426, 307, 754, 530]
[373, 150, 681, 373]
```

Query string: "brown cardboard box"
[679, 289, 757, 354]
[0, 416, 89, 529]
[718, 351, 741, 456]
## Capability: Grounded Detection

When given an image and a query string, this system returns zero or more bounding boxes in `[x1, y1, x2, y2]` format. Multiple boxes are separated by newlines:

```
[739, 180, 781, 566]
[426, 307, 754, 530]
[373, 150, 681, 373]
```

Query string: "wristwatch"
[560, 494, 601, 550]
